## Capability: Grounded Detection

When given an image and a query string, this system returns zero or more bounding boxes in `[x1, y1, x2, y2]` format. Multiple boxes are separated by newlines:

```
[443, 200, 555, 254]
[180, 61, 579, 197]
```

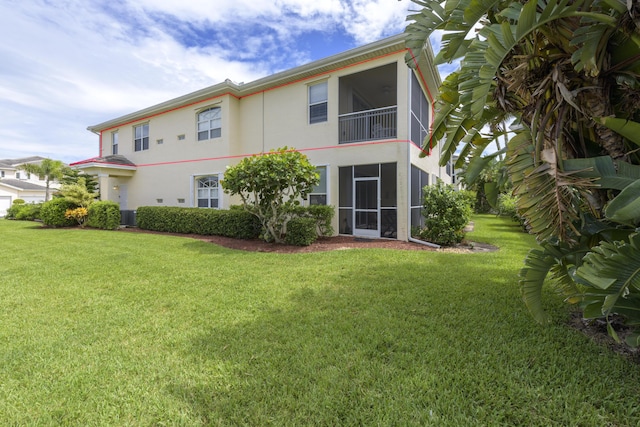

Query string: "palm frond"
[507, 131, 592, 242]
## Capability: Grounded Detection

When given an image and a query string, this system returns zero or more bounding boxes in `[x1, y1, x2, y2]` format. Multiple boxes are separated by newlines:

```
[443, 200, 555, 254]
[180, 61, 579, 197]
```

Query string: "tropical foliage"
[60, 168, 99, 195]
[221, 147, 320, 243]
[405, 0, 640, 344]
[17, 158, 69, 201]
[58, 177, 99, 208]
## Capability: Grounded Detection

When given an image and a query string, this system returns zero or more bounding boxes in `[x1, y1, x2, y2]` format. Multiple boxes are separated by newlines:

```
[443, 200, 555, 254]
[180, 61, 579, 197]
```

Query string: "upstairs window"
[134, 124, 149, 151]
[197, 176, 219, 208]
[198, 107, 222, 141]
[112, 131, 118, 155]
[309, 81, 328, 124]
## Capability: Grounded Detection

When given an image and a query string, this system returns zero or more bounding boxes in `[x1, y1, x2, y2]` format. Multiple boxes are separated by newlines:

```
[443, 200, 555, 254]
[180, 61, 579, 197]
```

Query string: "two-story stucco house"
[72, 34, 449, 241]
[0, 156, 62, 216]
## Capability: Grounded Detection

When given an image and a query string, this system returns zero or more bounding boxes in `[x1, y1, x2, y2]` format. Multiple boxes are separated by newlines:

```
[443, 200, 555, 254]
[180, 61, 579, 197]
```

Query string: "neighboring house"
[72, 34, 450, 241]
[0, 156, 61, 216]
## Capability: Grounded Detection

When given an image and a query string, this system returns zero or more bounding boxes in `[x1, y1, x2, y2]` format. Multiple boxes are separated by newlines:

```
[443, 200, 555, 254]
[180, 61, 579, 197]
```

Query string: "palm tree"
[405, 0, 640, 344]
[18, 158, 69, 201]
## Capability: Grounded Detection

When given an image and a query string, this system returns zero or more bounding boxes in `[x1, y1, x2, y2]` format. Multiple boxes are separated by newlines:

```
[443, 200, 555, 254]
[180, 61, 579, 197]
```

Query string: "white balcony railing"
[339, 106, 397, 144]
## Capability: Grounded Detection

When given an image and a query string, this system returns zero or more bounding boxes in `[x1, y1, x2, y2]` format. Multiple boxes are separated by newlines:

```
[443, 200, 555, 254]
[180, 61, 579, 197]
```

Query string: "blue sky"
[0, 0, 452, 164]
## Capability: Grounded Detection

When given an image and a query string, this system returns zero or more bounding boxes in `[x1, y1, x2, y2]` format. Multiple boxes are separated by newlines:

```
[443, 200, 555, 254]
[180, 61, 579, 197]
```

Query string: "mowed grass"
[1, 216, 638, 426]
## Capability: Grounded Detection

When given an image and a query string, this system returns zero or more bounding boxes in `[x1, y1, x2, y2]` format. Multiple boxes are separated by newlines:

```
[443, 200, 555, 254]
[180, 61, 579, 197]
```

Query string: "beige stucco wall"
[91, 49, 444, 240]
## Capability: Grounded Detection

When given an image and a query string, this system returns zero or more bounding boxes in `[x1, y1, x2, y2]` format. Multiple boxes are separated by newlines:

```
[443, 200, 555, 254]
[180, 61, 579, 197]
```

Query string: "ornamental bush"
[285, 217, 318, 246]
[221, 147, 319, 243]
[87, 201, 121, 230]
[65, 207, 89, 227]
[417, 180, 472, 246]
[40, 198, 77, 227]
[292, 205, 335, 237]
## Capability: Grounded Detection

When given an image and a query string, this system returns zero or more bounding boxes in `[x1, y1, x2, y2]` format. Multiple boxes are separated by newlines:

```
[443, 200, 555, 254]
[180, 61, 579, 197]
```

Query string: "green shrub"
[285, 217, 318, 246]
[221, 147, 320, 243]
[417, 181, 472, 246]
[40, 198, 77, 227]
[6, 202, 42, 220]
[292, 205, 335, 237]
[87, 201, 121, 230]
[136, 206, 261, 239]
[497, 193, 526, 229]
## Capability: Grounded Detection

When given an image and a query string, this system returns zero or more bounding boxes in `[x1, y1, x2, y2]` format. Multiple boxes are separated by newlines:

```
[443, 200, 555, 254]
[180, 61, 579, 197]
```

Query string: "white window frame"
[309, 81, 328, 124]
[197, 107, 222, 141]
[308, 165, 329, 206]
[134, 123, 149, 151]
[193, 174, 222, 209]
[112, 131, 118, 155]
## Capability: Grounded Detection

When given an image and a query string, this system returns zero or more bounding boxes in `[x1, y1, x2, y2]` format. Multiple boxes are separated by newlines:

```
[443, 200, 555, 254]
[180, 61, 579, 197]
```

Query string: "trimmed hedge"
[285, 217, 317, 246]
[40, 198, 77, 227]
[136, 206, 261, 239]
[87, 201, 121, 230]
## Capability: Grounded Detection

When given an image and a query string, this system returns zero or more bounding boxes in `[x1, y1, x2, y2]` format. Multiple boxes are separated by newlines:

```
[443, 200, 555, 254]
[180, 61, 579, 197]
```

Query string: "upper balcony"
[339, 106, 397, 144]
[338, 62, 397, 144]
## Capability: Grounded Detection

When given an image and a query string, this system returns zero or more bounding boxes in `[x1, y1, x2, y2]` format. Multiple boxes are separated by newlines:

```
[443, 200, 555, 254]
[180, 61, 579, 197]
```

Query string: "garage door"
[0, 196, 11, 217]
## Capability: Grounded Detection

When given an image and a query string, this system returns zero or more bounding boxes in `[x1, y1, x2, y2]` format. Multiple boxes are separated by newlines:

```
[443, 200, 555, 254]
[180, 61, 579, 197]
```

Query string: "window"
[1, 171, 5, 178]
[197, 176, 219, 208]
[16, 172, 21, 179]
[134, 124, 149, 151]
[309, 166, 327, 205]
[112, 131, 118, 155]
[197, 107, 221, 141]
[309, 81, 328, 124]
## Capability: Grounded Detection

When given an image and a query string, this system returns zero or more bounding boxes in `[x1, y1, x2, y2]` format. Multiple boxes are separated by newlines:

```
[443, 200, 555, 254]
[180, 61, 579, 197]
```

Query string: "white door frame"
[353, 176, 380, 238]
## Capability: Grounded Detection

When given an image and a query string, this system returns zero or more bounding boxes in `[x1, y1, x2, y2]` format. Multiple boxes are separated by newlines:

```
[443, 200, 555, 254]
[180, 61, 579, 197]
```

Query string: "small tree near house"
[221, 147, 320, 243]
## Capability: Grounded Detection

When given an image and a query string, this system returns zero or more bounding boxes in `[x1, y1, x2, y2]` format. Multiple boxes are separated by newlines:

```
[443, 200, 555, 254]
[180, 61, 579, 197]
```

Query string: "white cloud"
[0, 0, 420, 163]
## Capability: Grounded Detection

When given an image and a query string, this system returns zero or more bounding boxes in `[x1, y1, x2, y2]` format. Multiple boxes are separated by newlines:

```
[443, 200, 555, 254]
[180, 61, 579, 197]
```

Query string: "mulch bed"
[117, 227, 498, 254]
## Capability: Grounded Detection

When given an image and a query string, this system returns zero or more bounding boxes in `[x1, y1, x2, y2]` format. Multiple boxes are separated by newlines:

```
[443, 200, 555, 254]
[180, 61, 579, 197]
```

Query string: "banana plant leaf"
[605, 179, 640, 226]
[563, 156, 640, 190]
[574, 232, 640, 315]
[595, 117, 640, 147]
[520, 241, 585, 324]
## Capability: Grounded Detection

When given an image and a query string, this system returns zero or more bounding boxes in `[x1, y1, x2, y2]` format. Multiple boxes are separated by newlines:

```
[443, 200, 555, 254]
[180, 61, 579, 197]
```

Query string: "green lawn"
[1, 216, 638, 425]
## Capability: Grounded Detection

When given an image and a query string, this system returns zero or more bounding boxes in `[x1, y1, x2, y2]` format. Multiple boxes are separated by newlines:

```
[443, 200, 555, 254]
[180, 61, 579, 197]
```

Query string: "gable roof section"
[0, 156, 48, 169]
[0, 179, 47, 191]
[71, 154, 136, 169]
[87, 34, 433, 134]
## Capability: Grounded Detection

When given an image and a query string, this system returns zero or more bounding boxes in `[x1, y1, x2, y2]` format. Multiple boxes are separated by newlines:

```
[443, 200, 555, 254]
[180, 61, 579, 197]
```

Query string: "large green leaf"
[594, 117, 640, 147]
[563, 156, 640, 190]
[520, 241, 585, 324]
[574, 232, 640, 343]
[463, 147, 507, 185]
[605, 179, 640, 226]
